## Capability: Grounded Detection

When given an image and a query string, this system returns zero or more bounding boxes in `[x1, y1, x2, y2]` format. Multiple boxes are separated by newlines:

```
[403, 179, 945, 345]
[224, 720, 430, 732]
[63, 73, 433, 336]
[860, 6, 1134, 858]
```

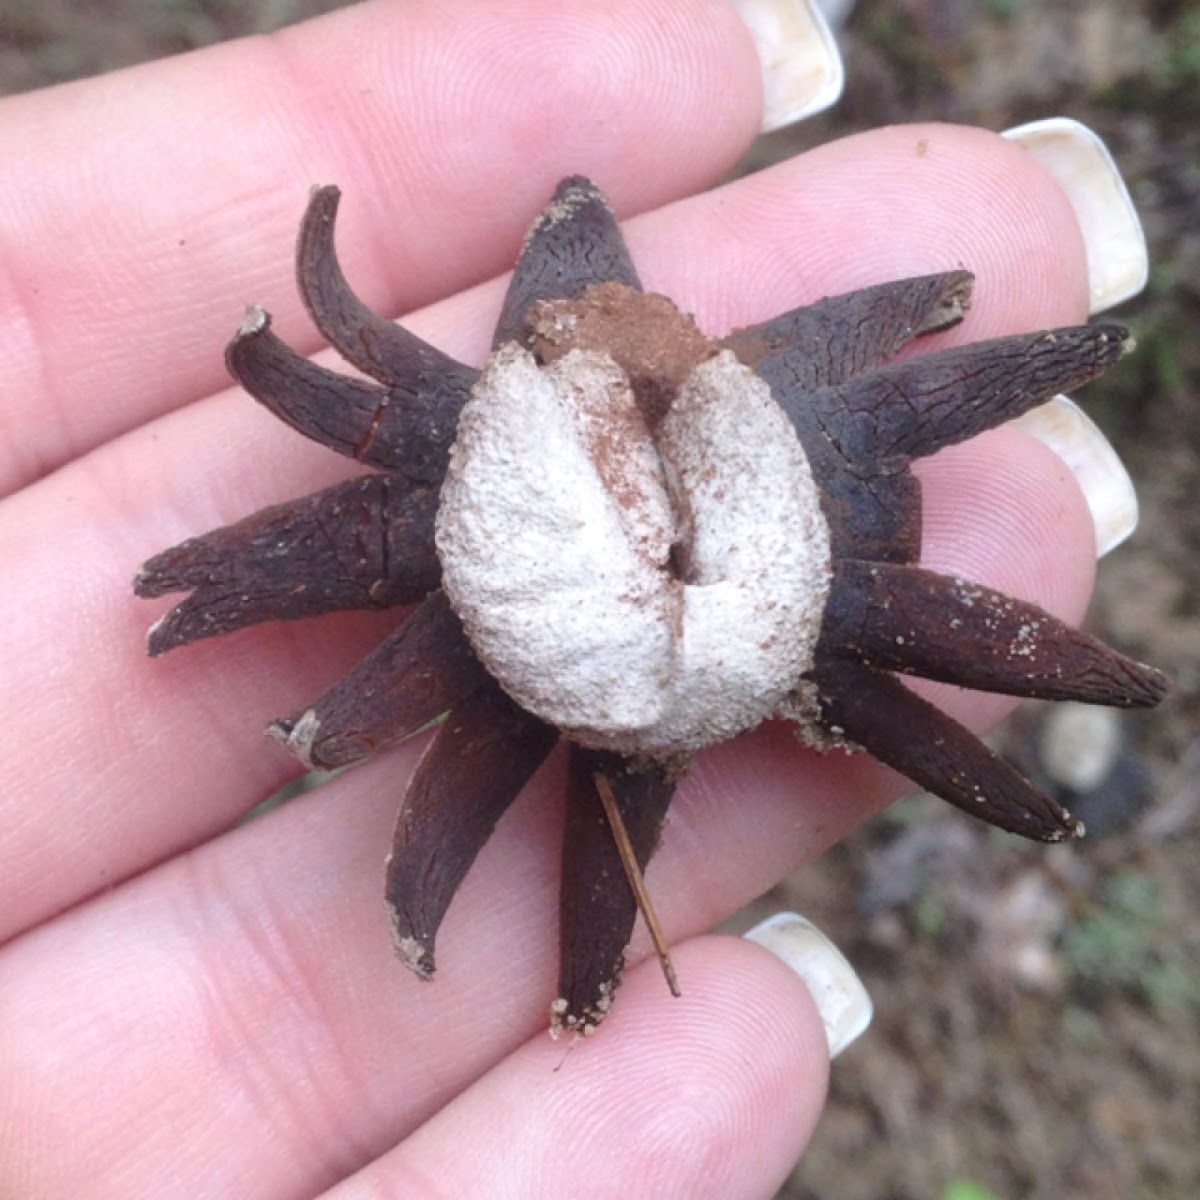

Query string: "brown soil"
[754, 4, 1200, 1196]
[5, 2, 1195, 1197]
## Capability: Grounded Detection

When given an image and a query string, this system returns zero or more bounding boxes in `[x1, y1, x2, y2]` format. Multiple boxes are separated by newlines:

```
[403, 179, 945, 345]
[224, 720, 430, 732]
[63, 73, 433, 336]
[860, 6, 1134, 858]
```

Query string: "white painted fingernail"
[1002, 118, 1148, 313]
[743, 912, 872, 1057]
[813, 0, 857, 29]
[731, 0, 844, 133]
[1011, 395, 1139, 557]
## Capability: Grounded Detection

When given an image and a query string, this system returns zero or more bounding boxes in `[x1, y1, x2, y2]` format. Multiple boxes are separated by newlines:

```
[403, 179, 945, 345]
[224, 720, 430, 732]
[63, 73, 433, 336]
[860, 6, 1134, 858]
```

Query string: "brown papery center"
[530, 282, 716, 428]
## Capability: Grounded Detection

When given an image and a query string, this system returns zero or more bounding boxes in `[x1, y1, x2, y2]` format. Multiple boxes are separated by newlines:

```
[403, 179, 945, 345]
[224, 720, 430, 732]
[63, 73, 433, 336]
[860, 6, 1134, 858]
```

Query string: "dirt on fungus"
[532, 283, 717, 427]
[7, 1, 1196, 1196]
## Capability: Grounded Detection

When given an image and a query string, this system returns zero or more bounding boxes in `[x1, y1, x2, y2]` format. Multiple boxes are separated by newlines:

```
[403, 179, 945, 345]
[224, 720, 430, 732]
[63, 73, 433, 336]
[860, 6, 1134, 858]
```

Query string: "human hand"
[0, 2, 1110, 1196]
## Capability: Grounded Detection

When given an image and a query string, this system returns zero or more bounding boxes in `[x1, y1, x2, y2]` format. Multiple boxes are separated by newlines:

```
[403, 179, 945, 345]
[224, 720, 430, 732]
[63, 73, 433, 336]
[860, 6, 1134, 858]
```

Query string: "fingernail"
[1002, 117, 1148, 313]
[731, 0, 844, 133]
[743, 911, 872, 1057]
[1010, 394, 1139, 557]
[815, 0, 858, 29]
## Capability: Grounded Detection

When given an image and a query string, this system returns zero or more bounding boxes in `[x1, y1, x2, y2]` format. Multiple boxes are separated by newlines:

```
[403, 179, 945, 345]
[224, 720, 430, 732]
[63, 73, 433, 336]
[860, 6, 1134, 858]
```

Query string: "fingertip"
[1010, 394, 1140, 557]
[377, 935, 830, 1200]
[541, 935, 832, 1196]
[742, 912, 872, 1059]
[689, 122, 1092, 337]
[576, 933, 832, 1115]
[919, 423, 1099, 625]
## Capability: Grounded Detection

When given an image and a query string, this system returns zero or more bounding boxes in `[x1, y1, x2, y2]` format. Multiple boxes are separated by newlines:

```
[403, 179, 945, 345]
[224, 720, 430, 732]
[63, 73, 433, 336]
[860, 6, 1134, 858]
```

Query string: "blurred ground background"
[1, 2, 1195, 1198]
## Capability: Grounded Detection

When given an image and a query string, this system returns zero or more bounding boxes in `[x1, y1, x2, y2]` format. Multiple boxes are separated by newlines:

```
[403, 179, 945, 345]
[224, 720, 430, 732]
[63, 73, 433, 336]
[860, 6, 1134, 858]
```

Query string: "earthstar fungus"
[135, 177, 1168, 1034]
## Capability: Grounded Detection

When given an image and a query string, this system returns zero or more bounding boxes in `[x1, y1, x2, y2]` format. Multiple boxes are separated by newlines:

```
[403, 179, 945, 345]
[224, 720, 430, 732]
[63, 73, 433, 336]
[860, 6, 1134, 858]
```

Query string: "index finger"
[0, 0, 765, 495]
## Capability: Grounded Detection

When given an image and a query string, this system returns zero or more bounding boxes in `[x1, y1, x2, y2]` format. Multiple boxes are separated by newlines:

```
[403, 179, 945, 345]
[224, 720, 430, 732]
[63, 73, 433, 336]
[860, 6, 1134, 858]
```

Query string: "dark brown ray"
[791, 324, 1132, 472]
[724, 269, 974, 383]
[761, 325, 1127, 568]
[296, 185, 480, 399]
[811, 658, 1083, 841]
[799, 450, 924, 566]
[268, 591, 488, 770]
[751, 345, 919, 565]
[135, 476, 439, 654]
[554, 747, 678, 1034]
[492, 175, 643, 350]
[226, 308, 456, 484]
[385, 683, 558, 979]
[823, 560, 1169, 706]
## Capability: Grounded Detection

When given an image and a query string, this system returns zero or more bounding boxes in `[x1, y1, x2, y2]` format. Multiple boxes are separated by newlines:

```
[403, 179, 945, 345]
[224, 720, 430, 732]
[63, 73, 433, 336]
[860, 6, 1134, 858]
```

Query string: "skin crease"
[0, 1, 1103, 1197]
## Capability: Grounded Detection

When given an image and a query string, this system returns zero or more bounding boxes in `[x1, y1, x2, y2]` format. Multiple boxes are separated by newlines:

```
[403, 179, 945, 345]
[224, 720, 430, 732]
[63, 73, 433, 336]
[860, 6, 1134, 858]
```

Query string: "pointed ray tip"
[267, 709, 319, 768]
[1094, 322, 1134, 356]
[527, 176, 612, 244]
[549, 997, 591, 1040]
[551, 173, 602, 200]
[932, 271, 975, 325]
[1140, 663, 1171, 705]
[549, 997, 570, 1029]
[307, 182, 339, 203]
[915, 283, 972, 337]
[131, 562, 157, 597]
[145, 613, 173, 657]
[394, 933, 435, 980]
[144, 603, 196, 656]
[1035, 801, 1085, 843]
[237, 303, 270, 338]
[385, 877, 437, 978]
[1009, 794, 1085, 843]
[1055, 813, 1086, 842]
[301, 183, 341, 234]
[549, 983, 616, 1039]
[1111, 658, 1170, 708]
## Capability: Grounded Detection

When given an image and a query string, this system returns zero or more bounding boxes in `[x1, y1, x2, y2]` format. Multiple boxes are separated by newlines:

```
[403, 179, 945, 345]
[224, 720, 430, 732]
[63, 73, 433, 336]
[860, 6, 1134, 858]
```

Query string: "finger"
[0, 444, 1094, 1197]
[0, 0, 764, 495]
[637, 123, 1090, 340]
[0, 425, 1087, 1196]
[323, 937, 829, 1200]
[0, 124, 1096, 941]
[0, 736, 847, 1200]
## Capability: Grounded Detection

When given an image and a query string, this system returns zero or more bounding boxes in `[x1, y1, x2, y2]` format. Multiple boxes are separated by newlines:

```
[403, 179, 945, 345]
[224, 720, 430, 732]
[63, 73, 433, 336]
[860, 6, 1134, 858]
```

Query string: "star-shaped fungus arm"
[724, 261, 1164, 844]
[554, 748, 677, 1036]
